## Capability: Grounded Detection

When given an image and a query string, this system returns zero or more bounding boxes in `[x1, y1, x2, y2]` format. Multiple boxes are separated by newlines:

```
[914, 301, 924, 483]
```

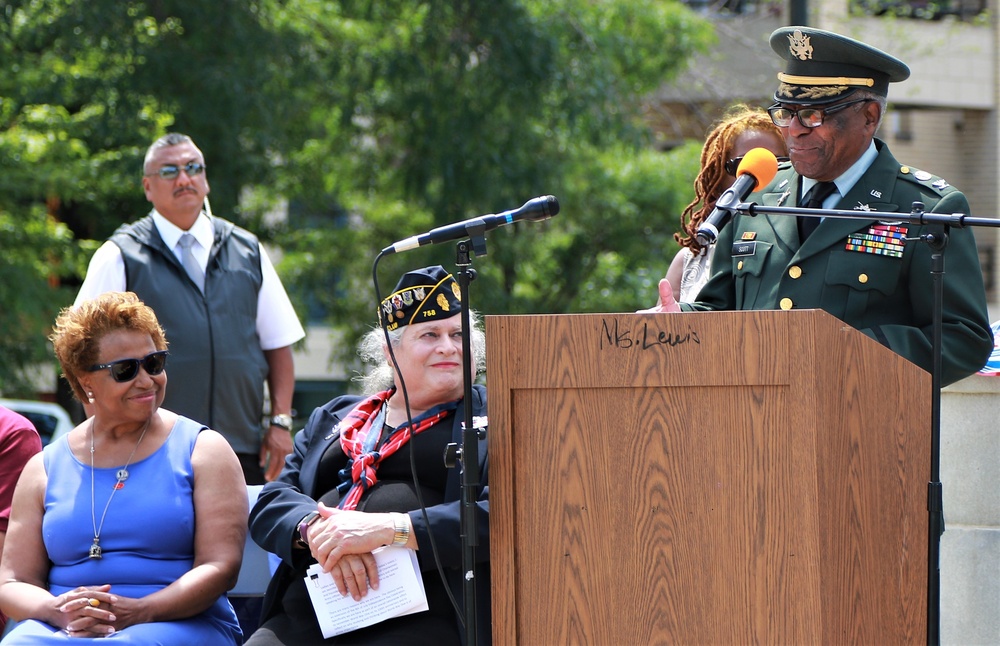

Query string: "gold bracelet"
[391, 513, 410, 547]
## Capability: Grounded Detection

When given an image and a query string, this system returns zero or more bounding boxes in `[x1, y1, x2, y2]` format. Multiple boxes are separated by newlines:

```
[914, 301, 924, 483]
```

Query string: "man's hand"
[636, 278, 682, 314]
[260, 425, 293, 481]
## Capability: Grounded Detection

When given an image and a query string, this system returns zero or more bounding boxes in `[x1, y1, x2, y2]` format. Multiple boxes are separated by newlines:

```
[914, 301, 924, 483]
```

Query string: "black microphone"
[695, 148, 779, 247]
[382, 195, 559, 254]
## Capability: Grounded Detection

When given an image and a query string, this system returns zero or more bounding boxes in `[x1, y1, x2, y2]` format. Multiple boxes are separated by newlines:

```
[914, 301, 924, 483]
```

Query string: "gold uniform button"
[858, 273, 869, 284]
[780, 298, 793, 310]
[789, 266, 802, 279]
[737, 260, 744, 271]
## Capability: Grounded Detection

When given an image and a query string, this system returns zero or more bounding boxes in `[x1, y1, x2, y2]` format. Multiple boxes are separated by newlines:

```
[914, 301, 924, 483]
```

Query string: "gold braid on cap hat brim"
[778, 73, 875, 87]
[777, 82, 851, 100]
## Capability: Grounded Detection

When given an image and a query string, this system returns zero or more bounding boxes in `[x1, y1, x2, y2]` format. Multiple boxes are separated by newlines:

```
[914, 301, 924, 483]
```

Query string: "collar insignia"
[462, 416, 489, 431]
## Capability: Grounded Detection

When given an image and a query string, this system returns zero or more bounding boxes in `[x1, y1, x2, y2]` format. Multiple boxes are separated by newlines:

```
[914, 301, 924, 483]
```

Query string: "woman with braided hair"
[661, 104, 788, 302]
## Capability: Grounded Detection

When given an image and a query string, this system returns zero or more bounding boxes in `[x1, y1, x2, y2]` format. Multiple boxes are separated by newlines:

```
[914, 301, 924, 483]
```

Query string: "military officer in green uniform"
[644, 26, 992, 386]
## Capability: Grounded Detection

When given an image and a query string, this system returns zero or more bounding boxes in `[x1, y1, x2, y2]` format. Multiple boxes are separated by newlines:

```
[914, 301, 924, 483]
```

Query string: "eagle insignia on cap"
[788, 30, 814, 60]
[437, 293, 451, 312]
[770, 27, 911, 106]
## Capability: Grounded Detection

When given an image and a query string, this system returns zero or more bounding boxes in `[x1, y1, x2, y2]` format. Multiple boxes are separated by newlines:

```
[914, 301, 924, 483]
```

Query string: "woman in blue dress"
[0, 291, 245, 644]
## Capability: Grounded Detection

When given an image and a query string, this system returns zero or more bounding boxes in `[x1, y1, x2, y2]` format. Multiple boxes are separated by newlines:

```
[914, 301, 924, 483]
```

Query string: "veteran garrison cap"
[379, 265, 462, 331]
[770, 27, 910, 105]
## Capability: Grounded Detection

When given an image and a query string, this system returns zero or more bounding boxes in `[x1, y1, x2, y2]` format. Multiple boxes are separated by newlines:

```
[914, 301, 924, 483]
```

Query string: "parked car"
[0, 399, 74, 446]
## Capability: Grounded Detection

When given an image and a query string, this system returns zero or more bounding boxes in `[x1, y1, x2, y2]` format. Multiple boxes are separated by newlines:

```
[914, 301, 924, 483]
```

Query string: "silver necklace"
[89, 416, 151, 559]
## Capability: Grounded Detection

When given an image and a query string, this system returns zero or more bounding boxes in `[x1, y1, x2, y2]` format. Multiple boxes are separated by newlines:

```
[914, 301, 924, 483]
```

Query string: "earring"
[87, 391, 94, 403]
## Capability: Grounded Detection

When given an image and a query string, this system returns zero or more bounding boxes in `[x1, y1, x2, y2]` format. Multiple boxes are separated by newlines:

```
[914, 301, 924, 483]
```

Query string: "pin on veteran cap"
[379, 265, 462, 331]
[770, 27, 910, 105]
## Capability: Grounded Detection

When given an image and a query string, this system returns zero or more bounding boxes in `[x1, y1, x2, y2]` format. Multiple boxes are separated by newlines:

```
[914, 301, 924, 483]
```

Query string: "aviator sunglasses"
[88, 350, 169, 383]
[145, 162, 207, 180]
[725, 155, 790, 177]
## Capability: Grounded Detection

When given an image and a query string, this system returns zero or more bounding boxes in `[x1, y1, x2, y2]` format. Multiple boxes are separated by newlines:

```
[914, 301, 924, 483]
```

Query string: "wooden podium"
[485, 311, 929, 645]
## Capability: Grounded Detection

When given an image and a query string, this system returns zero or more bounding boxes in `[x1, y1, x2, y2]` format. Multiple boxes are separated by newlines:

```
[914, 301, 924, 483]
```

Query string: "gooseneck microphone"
[382, 195, 560, 254]
[695, 148, 779, 247]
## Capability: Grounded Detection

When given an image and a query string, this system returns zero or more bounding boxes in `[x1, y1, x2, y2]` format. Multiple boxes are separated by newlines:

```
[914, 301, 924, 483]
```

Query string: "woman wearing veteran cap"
[0, 291, 245, 643]
[246, 265, 489, 645]
[647, 26, 991, 386]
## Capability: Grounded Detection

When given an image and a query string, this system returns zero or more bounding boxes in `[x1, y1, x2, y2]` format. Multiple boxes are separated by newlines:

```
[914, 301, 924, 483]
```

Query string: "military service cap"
[770, 27, 910, 105]
[379, 265, 462, 331]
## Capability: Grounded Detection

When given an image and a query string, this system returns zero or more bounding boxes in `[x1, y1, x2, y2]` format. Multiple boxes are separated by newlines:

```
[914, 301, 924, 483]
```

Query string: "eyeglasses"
[145, 162, 207, 180]
[88, 350, 168, 382]
[725, 155, 790, 176]
[767, 98, 872, 129]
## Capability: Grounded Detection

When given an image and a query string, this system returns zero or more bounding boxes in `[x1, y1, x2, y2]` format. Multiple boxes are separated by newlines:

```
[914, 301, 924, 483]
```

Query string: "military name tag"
[732, 241, 756, 256]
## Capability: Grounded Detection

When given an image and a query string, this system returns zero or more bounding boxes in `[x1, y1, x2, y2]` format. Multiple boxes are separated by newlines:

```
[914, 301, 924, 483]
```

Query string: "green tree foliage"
[0, 1, 299, 393]
[0, 207, 82, 396]
[264, 0, 714, 368]
[0, 0, 714, 393]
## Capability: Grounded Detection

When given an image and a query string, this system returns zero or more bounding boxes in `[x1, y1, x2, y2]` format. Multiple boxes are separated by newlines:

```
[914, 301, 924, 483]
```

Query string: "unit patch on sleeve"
[845, 223, 907, 258]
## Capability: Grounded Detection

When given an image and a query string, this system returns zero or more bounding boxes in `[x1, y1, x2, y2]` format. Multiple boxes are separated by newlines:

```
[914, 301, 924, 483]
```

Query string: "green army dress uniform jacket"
[685, 138, 992, 386]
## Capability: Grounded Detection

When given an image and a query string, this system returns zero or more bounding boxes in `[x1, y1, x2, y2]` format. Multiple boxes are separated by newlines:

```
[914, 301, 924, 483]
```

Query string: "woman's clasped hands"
[55, 585, 118, 637]
[299, 502, 407, 602]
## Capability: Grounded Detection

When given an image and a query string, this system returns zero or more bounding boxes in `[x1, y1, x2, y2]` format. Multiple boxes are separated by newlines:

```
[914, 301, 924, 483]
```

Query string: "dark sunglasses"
[145, 162, 207, 180]
[88, 350, 168, 383]
[725, 155, 790, 176]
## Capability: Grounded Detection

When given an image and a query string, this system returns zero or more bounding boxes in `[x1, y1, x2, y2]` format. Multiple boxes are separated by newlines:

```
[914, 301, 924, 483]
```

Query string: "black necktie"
[798, 181, 837, 241]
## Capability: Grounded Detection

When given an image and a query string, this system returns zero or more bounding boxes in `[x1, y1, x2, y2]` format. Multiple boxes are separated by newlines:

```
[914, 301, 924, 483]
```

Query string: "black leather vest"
[111, 215, 268, 452]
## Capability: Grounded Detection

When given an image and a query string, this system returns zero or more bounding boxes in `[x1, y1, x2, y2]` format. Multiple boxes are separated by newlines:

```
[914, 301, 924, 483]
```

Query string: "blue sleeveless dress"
[4, 415, 241, 645]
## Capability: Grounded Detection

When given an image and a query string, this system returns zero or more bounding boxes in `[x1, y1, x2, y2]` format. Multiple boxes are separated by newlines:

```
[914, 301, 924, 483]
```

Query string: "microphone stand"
[731, 199, 1000, 646]
[444, 235, 485, 645]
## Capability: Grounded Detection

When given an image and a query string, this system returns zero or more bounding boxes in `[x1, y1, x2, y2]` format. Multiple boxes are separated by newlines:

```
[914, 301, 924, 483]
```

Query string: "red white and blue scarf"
[335, 388, 458, 510]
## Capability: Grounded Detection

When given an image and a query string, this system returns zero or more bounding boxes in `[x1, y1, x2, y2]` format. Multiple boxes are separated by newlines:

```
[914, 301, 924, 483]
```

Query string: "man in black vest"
[76, 133, 306, 484]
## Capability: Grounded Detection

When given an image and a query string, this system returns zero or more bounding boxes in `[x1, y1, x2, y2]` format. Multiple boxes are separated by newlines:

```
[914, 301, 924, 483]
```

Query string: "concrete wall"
[941, 374, 1000, 645]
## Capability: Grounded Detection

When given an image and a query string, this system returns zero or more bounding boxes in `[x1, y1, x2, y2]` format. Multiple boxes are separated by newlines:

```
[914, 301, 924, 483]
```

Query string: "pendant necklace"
[89, 416, 151, 559]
